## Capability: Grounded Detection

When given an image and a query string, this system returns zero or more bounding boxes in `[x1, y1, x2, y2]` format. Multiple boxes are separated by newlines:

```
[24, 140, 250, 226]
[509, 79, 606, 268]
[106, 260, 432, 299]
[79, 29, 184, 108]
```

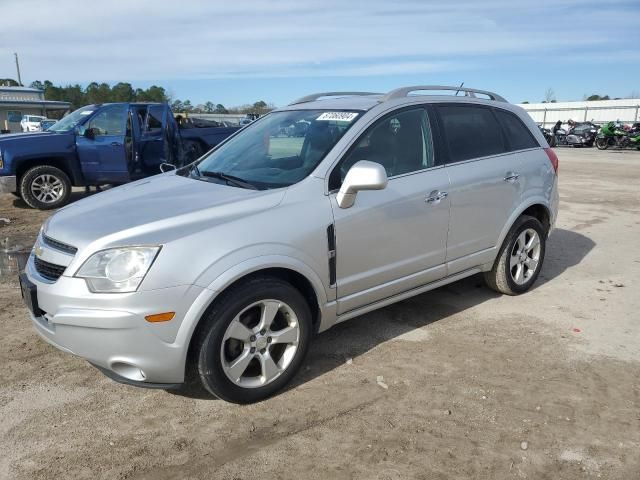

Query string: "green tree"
[586, 94, 610, 101]
[214, 104, 228, 114]
[171, 99, 184, 112]
[111, 82, 135, 102]
[204, 101, 214, 113]
[182, 100, 193, 113]
[135, 85, 168, 103]
[85, 82, 112, 104]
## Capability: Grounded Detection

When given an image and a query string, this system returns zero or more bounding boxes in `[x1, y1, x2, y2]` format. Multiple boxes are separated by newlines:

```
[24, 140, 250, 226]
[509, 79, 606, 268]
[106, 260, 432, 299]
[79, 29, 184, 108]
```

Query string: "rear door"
[435, 103, 529, 274]
[139, 104, 168, 173]
[76, 104, 130, 183]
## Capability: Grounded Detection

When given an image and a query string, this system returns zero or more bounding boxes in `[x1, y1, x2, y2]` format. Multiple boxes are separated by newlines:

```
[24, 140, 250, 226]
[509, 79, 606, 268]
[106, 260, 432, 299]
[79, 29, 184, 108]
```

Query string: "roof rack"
[382, 85, 507, 103]
[289, 91, 381, 105]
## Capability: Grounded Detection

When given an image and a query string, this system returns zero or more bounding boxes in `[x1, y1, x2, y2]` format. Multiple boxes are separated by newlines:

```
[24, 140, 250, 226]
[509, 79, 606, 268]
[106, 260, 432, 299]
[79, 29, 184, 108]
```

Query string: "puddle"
[0, 235, 34, 287]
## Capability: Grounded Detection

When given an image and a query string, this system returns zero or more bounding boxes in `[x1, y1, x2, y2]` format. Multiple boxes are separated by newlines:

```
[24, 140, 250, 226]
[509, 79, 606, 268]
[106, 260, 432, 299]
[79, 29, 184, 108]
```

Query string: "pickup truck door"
[139, 104, 169, 173]
[76, 104, 131, 184]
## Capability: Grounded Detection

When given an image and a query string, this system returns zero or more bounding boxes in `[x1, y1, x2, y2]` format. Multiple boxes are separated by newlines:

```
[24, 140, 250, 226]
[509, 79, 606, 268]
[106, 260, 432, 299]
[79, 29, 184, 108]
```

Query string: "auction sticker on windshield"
[316, 112, 358, 122]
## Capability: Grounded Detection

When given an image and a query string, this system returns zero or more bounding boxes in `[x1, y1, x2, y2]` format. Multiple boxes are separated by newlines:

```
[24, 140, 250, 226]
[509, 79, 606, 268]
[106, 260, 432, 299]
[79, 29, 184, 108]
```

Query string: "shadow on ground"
[174, 227, 595, 399]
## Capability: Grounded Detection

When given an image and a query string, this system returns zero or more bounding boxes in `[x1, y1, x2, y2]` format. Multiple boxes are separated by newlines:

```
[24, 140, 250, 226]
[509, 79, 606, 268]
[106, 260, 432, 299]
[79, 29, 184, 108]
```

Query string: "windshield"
[47, 105, 97, 132]
[190, 109, 361, 189]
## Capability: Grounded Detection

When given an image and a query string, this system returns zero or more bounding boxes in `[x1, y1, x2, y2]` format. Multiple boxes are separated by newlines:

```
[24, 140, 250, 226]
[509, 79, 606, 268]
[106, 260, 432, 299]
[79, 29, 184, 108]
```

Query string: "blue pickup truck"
[0, 103, 239, 209]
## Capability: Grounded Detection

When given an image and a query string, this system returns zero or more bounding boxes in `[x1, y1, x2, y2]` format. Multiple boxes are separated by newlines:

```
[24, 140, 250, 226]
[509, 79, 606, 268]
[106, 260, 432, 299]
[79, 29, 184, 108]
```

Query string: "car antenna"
[455, 82, 464, 96]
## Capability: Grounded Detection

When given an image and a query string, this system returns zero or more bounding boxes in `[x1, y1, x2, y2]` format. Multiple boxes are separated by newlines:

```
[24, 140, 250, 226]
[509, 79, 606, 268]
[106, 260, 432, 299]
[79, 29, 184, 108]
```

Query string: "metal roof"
[0, 86, 44, 93]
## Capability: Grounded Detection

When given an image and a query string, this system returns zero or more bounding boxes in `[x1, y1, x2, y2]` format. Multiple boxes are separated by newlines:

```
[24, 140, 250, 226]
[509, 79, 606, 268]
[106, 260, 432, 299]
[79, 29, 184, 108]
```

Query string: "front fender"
[168, 253, 332, 380]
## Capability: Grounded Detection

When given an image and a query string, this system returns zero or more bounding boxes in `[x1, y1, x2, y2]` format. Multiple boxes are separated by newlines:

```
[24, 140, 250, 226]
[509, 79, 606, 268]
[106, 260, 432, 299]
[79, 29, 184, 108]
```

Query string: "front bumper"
[0, 175, 17, 193]
[25, 254, 207, 385]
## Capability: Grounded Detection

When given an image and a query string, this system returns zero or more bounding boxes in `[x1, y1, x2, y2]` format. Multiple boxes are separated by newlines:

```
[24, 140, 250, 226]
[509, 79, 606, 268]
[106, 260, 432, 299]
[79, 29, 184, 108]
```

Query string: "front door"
[76, 104, 130, 184]
[329, 107, 451, 315]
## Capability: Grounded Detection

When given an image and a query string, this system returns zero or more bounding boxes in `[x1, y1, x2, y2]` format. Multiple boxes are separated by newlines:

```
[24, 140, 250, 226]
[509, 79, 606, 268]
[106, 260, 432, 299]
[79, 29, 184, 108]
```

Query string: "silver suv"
[21, 86, 559, 403]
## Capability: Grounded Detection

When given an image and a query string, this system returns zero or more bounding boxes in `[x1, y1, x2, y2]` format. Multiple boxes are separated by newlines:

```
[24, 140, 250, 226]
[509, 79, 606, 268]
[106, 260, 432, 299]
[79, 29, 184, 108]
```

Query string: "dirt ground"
[1, 148, 639, 479]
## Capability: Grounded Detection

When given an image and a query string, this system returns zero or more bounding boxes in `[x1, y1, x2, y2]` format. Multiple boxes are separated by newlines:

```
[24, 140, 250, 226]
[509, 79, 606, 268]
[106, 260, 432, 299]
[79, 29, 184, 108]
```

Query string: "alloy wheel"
[30, 174, 65, 204]
[220, 299, 300, 388]
[509, 228, 541, 285]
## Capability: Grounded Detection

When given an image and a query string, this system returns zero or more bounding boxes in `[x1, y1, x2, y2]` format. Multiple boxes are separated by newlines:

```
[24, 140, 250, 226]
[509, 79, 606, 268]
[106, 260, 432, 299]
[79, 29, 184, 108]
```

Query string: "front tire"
[192, 276, 313, 403]
[485, 215, 546, 295]
[19, 165, 72, 210]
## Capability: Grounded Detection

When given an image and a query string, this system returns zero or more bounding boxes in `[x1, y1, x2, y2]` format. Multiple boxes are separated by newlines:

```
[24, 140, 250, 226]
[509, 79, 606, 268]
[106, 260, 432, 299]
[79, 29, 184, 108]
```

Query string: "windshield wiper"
[199, 171, 258, 190]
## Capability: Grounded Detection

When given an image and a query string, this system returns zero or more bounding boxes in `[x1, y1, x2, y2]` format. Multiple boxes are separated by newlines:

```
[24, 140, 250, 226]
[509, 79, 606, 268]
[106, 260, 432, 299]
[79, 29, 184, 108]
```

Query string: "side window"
[145, 105, 164, 132]
[86, 105, 127, 136]
[437, 105, 506, 162]
[329, 107, 433, 190]
[494, 109, 538, 151]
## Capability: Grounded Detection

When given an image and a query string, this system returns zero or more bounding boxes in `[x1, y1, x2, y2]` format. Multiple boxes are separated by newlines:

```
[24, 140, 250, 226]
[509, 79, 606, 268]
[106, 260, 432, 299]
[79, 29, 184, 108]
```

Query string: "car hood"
[0, 131, 75, 161]
[0, 131, 56, 142]
[45, 173, 286, 252]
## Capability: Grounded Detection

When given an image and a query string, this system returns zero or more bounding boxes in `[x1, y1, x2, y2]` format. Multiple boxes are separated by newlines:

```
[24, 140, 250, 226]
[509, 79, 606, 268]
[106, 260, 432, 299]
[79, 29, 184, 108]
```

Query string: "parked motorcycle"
[550, 121, 598, 147]
[596, 121, 640, 150]
[539, 125, 553, 145]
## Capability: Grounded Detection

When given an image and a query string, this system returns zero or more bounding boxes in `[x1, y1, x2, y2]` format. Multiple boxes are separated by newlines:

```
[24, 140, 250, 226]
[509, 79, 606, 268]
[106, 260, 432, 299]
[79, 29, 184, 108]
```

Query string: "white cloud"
[0, 0, 637, 83]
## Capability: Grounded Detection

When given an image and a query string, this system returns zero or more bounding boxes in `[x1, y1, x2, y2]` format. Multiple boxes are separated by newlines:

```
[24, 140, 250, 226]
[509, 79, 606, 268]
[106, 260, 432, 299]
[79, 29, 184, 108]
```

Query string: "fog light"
[111, 361, 146, 381]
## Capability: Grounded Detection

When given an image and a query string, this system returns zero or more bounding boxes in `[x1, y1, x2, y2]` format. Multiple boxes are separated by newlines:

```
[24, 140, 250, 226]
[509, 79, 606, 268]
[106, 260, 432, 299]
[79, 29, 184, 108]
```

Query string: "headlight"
[75, 246, 160, 293]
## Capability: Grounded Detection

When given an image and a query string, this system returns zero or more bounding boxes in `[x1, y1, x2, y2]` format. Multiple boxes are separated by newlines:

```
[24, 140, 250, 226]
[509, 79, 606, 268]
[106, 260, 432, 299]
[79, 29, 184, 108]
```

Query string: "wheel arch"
[178, 257, 330, 380]
[15, 156, 83, 186]
[493, 200, 553, 265]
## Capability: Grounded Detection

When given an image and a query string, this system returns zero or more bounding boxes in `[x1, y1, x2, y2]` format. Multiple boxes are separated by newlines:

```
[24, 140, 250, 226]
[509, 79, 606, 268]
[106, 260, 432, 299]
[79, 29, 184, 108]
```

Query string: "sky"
[1, 0, 639, 108]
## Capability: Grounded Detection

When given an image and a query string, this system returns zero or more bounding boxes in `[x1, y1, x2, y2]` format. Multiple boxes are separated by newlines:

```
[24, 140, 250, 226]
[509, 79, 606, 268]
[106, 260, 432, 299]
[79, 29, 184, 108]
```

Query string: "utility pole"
[14, 53, 22, 86]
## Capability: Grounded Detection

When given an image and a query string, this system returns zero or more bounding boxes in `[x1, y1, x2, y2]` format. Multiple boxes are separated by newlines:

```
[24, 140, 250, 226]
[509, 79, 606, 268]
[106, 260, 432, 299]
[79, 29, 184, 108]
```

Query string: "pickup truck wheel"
[19, 165, 72, 210]
[193, 276, 312, 403]
[484, 215, 546, 295]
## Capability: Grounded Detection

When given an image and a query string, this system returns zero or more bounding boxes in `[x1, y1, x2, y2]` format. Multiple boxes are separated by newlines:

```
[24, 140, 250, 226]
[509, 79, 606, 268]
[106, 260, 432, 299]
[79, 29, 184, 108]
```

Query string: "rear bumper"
[0, 175, 17, 193]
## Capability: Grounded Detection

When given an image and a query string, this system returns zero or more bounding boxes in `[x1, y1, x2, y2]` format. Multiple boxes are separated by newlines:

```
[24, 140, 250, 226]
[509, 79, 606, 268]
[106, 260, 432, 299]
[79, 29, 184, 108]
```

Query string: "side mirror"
[159, 162, 177, 173]
[336, 160, 388, 209]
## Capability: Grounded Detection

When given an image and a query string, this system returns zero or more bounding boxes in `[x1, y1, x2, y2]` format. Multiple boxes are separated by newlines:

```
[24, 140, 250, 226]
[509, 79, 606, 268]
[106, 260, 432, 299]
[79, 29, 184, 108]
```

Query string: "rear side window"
[494, 109, 538, 151]
[437, 105, 506, 162]
[146, 105, 164, 131]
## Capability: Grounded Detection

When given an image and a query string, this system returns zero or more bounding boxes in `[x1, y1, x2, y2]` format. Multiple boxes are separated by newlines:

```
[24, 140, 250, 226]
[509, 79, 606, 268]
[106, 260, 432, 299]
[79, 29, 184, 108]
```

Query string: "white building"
[517, 99, 640, 127]
[0, 86, 71, 133]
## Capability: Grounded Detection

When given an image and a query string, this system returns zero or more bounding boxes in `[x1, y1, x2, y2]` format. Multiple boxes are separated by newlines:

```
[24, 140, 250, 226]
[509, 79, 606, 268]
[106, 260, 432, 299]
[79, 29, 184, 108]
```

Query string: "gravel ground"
[0, 148, 639, 479]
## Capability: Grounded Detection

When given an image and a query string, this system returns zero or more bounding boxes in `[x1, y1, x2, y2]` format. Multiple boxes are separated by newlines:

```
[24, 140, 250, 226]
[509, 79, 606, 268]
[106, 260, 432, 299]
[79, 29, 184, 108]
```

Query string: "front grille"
[34, 257, 66, 281]
[42, 235, 77, 255]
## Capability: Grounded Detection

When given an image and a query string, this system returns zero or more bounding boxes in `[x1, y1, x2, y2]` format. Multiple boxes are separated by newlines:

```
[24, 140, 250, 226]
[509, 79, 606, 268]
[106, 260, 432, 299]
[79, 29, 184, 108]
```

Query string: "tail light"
[544, 148, 558, 173]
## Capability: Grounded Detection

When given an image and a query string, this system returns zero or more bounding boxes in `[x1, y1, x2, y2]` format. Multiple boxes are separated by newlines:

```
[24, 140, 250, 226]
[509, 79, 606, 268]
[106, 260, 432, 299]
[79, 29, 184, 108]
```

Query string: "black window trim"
[433, 102, 514, 166]
[327, 104, 440, 192]
[492, 106, 541, 152]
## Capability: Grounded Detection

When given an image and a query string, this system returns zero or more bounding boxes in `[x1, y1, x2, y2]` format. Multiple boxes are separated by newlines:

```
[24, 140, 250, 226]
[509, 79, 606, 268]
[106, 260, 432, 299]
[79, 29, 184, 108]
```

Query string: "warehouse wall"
[518, 99, 640, 127]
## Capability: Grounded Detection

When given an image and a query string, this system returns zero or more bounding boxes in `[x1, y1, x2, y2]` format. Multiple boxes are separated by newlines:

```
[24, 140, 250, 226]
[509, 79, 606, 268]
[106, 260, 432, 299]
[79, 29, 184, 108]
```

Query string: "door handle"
[111, 142, 123, 147]
[504, 172, 520, 182]
[425, 191, 448, 204]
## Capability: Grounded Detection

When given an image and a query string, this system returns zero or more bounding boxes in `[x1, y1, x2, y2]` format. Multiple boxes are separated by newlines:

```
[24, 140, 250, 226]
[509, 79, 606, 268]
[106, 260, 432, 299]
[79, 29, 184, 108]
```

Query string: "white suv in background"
[21, 115, 47, 132]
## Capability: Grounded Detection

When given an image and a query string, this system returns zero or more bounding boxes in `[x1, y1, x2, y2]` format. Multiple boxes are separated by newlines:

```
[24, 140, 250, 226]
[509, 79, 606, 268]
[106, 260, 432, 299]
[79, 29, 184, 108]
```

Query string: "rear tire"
[485, 215, 546, 295]
[192, 276, 313, 404]
[595, 137, 609, 150]
[19, 165, 72, 210]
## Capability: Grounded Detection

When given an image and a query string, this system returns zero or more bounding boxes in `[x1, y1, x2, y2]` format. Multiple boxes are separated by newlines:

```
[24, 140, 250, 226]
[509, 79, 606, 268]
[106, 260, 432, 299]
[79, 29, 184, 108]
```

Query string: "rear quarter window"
[494, 109, 538, 151]
[437, 105, 506, 163]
